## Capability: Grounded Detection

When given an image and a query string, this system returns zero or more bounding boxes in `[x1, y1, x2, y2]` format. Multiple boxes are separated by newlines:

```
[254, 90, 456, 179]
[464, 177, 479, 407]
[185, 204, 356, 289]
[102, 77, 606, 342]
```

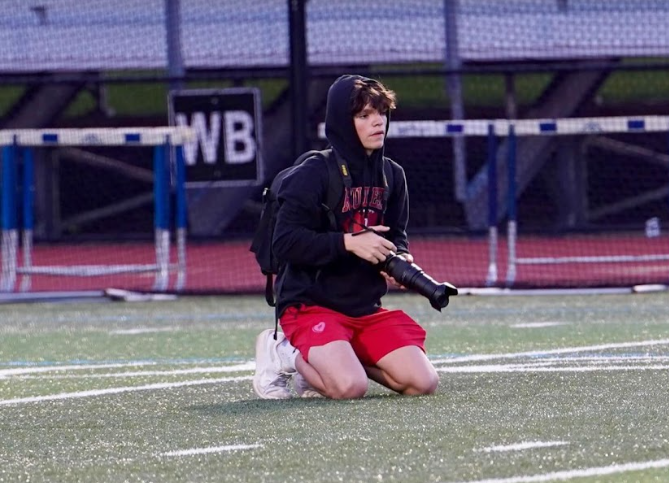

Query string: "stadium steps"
[463, 59, 619, 230]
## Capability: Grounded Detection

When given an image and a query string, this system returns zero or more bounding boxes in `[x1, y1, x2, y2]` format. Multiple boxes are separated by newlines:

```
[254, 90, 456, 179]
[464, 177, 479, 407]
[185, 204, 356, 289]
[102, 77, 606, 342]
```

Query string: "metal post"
[485, 124, 498, 286]
[444, 0, 467, 202]
[174, 144, 187, 291]
[505, 125, 517, 286]
[288, 0, 309, 159]
[1, 143, 18, 292]
[153, 142, 170, 291]
[165, 0, 184, 92]
[20, 148, 34, 292]
[504, 73, 517, 120]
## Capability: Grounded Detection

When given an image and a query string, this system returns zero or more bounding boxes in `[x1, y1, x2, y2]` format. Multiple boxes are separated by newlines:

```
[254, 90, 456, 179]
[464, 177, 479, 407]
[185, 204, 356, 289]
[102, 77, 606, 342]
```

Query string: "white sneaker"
[293, 372, 323, 398]
[253, 329, 294, 399]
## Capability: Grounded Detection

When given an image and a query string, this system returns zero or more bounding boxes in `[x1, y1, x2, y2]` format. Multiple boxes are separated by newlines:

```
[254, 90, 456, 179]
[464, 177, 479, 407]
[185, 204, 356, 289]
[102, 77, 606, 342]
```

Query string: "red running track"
[4, 234, 669, 293]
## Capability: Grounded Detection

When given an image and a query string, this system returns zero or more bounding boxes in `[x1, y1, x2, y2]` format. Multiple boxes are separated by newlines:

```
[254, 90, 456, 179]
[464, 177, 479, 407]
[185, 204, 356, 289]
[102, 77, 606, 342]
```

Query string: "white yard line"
[0, 375, 252, 406]
[110, 328, 180, 335]
[534, 356, 669, 363]
[431, 339, 669, 365]
[511, 322, 568, 328]
[449, 457, 669, 483]
[161, 444, 262, 457]
[477, 441, 568, 453]
[0, 362, 156, 378]
[11, 362, 255, 379]
[437, 364, 669, 373]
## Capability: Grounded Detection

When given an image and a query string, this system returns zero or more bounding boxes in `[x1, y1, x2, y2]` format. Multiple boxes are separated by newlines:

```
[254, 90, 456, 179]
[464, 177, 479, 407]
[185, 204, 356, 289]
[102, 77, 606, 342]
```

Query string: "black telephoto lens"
[382, 253, 458, 311]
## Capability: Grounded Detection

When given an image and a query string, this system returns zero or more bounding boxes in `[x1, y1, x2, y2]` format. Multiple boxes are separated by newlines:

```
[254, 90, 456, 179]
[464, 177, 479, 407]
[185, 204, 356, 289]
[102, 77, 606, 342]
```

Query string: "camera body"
[381, 252, 458, 311]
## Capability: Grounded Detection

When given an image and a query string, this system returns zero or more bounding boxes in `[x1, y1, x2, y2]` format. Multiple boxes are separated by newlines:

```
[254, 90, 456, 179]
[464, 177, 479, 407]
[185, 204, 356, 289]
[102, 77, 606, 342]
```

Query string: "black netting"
[1, 0, 669, 292]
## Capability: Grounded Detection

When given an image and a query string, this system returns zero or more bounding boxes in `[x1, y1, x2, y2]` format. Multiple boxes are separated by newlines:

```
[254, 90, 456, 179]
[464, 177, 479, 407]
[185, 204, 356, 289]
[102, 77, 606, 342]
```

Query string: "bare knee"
[405, 370, 439, 396]
[326, 376, 368, 399]
[420, 371, 439, 395]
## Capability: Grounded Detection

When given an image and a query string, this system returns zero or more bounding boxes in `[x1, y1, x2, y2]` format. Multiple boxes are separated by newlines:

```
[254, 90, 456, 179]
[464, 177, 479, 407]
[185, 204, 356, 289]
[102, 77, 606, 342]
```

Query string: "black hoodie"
[272, 75, 410, 318]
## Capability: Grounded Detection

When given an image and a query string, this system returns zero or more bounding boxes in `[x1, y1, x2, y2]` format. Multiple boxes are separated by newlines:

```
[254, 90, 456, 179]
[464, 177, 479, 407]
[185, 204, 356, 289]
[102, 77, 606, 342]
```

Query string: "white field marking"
[535, 356, 669, 363]
[491, 359, 658, 367]
[475, 358, 669, 368]
[511, 322, 568, 328]
[0, 362, 155, 378]
[0, 375, 252, 406]
[431, 339, 669, 365]
[477, 441, 569, 453]
[13, 362, 255, 379]
[445, 356, 669, 366]
[437, 364, 669, 374]
[109, 327, 179, 335]
[448, 457, 669, 483]
[434, 357, 669, 373]
[161, 444, 262, 457]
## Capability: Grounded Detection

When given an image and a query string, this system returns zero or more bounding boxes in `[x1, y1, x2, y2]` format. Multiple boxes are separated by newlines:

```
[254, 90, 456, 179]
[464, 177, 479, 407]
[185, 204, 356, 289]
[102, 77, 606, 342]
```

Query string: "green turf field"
[1, 292, 669, 482]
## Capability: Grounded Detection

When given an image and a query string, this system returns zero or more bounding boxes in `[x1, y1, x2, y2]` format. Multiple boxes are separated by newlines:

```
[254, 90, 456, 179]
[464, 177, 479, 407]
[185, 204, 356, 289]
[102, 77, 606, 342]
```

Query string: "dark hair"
[350, 78, 397, 116]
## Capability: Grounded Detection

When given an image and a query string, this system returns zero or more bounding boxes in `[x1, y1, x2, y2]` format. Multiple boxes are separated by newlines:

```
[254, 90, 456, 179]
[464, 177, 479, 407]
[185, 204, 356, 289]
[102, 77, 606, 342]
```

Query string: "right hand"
[343, 225, 397, 264]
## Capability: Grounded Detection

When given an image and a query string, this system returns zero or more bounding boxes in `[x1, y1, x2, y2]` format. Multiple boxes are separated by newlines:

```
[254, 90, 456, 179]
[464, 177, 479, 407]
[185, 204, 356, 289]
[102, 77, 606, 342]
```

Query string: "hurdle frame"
[0, 127, 193, 293]
[500, 116, 669, 286]
[321, 115, 669, 287]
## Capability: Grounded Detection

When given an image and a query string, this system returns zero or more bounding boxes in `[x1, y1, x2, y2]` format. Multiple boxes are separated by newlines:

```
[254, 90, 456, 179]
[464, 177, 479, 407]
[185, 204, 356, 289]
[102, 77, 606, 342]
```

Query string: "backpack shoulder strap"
[293, 149, 322, 167]
[321, 149, 351, 230]
[381, 156, 394, 214]
[324, 150, 351, 205]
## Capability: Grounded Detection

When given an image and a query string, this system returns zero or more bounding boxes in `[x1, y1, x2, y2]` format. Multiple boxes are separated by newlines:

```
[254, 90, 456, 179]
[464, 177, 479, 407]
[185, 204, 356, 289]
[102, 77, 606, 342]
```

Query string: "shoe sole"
[253, 329, 291, 399]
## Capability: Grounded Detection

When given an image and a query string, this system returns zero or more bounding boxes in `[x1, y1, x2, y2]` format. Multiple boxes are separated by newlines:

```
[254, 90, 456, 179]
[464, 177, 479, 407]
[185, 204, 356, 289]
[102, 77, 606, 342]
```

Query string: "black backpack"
[249, 148, 393, 307]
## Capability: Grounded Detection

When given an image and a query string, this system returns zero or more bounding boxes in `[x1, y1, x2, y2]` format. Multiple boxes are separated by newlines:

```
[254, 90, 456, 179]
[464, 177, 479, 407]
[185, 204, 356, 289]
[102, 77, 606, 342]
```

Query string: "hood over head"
[324, 74, 391, 166]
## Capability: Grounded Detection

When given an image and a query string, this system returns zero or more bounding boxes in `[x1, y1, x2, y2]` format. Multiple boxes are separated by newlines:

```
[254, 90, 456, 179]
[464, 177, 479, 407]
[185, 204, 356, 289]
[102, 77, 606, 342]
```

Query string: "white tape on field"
[476, 441, 569, 453]
[510, 322, 568, 328]
[161, 444, 262, 457]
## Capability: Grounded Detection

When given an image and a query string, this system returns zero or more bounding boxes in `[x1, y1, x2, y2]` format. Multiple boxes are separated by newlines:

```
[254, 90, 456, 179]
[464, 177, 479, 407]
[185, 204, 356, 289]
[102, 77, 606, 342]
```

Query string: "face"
[353, 104, 387, 155]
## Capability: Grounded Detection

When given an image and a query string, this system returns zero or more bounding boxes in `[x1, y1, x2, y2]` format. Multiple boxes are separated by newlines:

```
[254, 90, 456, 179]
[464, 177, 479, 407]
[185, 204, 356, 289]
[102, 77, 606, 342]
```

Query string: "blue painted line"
[28, 303, 663, 325]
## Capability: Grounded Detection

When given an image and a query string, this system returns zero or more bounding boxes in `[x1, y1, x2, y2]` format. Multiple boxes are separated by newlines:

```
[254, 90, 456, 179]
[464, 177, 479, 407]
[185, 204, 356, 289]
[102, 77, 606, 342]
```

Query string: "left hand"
[381, 252, 414, 289]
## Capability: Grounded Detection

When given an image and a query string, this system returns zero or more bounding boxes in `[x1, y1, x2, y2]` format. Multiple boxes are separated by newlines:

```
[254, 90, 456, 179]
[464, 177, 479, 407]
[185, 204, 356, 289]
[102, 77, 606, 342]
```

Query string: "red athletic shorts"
[279, 305, 427, 366]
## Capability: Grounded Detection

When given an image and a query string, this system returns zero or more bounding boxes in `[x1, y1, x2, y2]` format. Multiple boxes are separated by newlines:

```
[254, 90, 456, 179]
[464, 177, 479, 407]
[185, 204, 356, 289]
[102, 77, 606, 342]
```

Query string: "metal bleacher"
[1, 0, 668, 71]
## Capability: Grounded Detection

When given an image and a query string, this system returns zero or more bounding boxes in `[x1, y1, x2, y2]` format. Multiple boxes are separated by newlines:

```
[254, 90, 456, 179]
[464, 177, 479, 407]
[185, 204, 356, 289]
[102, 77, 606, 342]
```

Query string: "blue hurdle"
[319, 115, 669, 287]
[0, 128, 192, 293]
